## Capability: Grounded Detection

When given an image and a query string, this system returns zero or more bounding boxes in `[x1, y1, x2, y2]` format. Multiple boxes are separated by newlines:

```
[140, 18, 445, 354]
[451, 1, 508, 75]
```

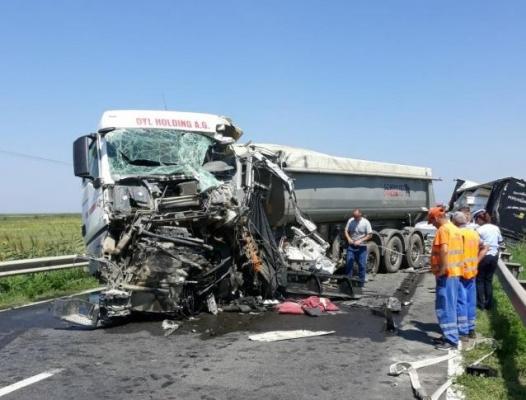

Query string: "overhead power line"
[0, 149, 71, 166]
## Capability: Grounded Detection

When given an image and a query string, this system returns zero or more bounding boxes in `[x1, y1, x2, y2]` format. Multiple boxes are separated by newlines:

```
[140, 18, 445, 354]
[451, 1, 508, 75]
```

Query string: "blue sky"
[0, 1, 524, 213]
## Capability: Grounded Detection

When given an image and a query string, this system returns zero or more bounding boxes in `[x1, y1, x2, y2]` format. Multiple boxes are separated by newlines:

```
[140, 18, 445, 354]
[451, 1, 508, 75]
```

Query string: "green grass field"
[0, 214, 97, 308]
[0, 214, 84, 261]
[458, 243, 526, 399]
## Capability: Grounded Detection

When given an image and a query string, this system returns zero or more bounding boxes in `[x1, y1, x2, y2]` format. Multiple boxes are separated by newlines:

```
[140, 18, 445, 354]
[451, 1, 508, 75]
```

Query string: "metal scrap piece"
[248, 330, 335, 342]
[53, 298, 100, 328]
[161, 320, 180, 336]
[386, 297, 402, 313]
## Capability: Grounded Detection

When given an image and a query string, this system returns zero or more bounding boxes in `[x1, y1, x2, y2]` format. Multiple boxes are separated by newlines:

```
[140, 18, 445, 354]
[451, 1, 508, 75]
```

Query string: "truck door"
[81, 138, 108, 255]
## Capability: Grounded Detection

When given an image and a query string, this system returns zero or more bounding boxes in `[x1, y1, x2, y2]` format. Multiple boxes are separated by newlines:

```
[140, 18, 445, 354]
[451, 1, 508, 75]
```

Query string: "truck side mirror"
[73, 135, 92, 178]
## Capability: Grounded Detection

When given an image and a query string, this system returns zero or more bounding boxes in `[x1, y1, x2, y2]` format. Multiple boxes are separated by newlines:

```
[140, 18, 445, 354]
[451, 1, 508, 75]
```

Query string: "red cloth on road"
[275, 301, 304, 315]
[275, 296, 340, 315]
[299, 296, 340, 312]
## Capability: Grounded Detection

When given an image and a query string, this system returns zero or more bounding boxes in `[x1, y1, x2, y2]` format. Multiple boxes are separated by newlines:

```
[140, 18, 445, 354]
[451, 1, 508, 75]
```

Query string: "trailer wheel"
[383, 236, 403, 273]
[404, 234, 424, 269]
[366, 242, 380, 275]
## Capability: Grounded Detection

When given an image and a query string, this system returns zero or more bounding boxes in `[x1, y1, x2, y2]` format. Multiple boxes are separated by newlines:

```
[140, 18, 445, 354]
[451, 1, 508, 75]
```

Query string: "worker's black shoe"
[468, 331, 476, 339]
[432, 336, 446, 344]
[435, 341, 458, 351]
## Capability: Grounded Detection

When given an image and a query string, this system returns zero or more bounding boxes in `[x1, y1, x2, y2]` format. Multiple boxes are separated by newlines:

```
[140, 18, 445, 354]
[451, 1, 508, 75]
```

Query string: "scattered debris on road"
[248, 330, 336, 342]
[389, 352, 457, 400]
[53, 298, 100, 328]
[390, 337, 498, 399]
[386, 296, 402, 313]
[161, 320, 180, 336]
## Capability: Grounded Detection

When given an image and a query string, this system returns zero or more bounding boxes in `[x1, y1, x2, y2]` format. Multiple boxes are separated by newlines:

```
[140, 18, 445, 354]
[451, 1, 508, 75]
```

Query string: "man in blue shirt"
[344, 209, 373, 287]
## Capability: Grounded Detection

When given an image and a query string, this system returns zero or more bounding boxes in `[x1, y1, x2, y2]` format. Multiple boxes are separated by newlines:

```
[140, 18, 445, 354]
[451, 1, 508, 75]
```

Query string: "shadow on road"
[395, 320, 439, 346]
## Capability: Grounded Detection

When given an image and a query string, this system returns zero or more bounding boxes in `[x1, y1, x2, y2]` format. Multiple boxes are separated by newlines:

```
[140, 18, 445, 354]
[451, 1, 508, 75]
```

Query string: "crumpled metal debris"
[386, 297, 402, 313]
[53, 298, 100, 328]
[162, 320, 180, 336]
[222, 296, 267, 313]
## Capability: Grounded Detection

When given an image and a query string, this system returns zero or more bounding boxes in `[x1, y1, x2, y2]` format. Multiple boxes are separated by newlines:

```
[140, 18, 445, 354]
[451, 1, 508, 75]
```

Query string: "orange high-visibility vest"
[460, 227, 480, 279]
[431, 222, 464, 277]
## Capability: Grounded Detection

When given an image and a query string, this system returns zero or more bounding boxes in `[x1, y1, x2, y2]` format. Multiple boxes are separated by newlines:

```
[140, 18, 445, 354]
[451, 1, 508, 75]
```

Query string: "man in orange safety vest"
[428, 206, 464, 350]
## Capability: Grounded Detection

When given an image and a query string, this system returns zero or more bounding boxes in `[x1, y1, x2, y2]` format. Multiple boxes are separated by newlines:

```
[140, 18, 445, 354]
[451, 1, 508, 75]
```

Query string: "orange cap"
[428, 206, 445, 223]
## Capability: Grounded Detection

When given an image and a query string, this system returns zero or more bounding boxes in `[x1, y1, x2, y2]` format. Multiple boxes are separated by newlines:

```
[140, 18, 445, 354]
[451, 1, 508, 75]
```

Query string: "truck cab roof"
[98, 110, 242, 142]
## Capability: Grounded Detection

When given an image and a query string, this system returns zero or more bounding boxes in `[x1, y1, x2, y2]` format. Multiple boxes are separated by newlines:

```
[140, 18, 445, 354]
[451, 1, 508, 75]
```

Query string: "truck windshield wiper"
[120, 151, 179, 167]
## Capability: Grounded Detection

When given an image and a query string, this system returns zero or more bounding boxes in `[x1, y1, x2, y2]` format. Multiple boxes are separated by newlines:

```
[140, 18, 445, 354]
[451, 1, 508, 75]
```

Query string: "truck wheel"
[404, 234, 424, 269]
[383, 236, 403, 273]
[366, 242, 380, 275]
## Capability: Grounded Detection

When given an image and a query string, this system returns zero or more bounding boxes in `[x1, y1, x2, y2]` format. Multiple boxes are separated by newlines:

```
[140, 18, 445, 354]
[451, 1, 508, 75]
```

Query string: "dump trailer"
[252, 144, 435, 273]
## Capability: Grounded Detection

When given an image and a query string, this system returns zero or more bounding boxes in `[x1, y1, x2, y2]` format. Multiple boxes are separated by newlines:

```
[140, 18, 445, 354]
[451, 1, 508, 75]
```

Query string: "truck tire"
[366, 242, 380, 275]
[404, 234, 424, 269]
[383, 236, 403, 273]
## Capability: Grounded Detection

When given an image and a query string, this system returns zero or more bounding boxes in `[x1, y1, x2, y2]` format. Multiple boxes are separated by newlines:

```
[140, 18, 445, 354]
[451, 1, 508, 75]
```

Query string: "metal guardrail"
[496, 258, 526, 326]
[0, 255, 88, 278]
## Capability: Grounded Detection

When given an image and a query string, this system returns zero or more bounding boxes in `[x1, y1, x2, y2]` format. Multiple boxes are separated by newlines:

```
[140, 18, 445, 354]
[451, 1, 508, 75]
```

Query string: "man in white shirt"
[344, 209, 373, 287]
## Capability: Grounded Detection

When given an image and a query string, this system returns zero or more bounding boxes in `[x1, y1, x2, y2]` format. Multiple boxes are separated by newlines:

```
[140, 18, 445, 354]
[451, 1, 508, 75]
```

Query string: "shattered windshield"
[105, 128, 220, 191]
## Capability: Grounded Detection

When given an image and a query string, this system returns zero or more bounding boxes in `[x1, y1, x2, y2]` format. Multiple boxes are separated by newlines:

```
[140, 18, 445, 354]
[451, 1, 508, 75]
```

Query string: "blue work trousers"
[346, 245, 367, 287]
[457, 278, 476, 335]
[436, 276, 460, 345]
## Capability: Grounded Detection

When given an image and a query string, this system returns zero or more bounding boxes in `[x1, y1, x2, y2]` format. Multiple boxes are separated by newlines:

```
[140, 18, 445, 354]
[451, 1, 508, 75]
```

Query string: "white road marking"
[0, 369, 63, 397]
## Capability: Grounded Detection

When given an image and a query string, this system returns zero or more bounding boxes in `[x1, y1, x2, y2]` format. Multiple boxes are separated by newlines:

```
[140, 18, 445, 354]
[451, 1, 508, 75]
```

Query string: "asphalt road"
[0, 271, 450, 400]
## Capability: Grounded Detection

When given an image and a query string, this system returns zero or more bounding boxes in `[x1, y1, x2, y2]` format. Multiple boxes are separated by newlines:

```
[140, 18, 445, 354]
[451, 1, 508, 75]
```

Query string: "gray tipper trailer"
[251, 144, 436, 274]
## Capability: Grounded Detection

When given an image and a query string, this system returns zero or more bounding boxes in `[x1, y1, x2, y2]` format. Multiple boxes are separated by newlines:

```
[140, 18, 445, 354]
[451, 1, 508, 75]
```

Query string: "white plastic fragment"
[262, 299, 280, 305]
[207, 294, 218, 315]
[161, 320, 180, 336]
[248, 330, 335, 342]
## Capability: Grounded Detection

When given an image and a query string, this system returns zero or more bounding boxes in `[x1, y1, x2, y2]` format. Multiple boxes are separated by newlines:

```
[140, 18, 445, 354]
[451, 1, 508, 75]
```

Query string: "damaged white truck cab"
[75, 110, 242, 262]
[69, 110, 343, 326]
